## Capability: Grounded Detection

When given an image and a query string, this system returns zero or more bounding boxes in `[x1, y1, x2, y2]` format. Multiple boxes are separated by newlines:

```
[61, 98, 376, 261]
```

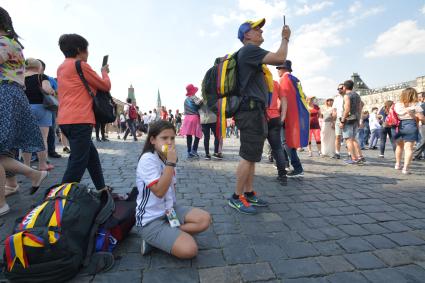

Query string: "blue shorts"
[393, 119, 418, 142]
[342, 121, 358, 139]
[30, 104, 53, 127]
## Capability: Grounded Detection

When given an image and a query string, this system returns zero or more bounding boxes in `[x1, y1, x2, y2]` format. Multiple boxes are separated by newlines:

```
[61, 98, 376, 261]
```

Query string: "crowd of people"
[1, 5, 425, 263]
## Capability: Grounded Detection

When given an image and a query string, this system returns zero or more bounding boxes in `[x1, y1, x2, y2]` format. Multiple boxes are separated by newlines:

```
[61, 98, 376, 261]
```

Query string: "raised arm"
[262, 26, 291, 66]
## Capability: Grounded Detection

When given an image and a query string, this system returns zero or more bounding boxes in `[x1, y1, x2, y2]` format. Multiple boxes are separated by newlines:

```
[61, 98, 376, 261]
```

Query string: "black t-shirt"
[175, 113, 182, 123]
[237, 44, 269, 105]
[25, 74, 49, 104]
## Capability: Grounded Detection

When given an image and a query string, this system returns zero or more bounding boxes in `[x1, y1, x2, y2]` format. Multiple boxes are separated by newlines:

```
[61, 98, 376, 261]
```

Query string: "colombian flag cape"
[280, 73, 310, 148]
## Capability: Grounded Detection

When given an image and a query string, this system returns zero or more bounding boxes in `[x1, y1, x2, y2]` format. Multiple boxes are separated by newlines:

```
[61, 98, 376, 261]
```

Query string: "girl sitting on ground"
[135, 120, 211, 259]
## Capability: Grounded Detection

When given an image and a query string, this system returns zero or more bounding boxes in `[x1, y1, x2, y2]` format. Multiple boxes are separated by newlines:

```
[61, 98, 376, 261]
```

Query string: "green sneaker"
[244, 191, 268, 207]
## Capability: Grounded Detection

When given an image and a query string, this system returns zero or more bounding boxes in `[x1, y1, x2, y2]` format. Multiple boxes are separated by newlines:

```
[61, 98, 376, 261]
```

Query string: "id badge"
[166, 208, 180, 227]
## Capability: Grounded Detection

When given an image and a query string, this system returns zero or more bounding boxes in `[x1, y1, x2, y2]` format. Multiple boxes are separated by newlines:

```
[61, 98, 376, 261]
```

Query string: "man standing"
[228, 18, 291, 214]
[332, 84, 345, 159]
[123, 98, 138, 141]
[340, 80, 364, 164]
[276, 60, 306, 177]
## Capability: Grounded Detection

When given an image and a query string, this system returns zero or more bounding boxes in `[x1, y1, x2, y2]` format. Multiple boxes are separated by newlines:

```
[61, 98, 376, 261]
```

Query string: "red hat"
[186, 84, 198, 97]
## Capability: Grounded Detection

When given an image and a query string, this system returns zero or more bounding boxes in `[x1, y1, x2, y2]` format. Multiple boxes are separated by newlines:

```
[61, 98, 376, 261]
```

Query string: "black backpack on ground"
[3, 183, 115, 283]
[96, 187, 138, 252]
[76, 61, 117, 124]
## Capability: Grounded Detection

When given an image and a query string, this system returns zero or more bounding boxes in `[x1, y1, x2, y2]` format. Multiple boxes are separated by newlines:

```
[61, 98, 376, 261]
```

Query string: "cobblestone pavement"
[1, 134, 425, 283]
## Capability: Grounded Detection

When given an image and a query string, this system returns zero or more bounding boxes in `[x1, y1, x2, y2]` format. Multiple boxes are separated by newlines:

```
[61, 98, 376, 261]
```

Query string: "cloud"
[365, 20, 425, 58]
[421, 4, 425, 14]
[349, 1, 361, 14]
[238, 0, 288, 23]
[301, 76, 338, 99]
[295, 1, 333, 16]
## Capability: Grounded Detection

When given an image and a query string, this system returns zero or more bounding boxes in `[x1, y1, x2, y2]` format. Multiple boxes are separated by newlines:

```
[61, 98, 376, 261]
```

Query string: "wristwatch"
[165, 161, 176, 167]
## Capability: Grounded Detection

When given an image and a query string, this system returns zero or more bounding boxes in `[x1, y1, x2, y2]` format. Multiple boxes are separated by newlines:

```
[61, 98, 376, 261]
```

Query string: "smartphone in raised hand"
[283, 15, 286, 26]
[102, 55, 109, 67]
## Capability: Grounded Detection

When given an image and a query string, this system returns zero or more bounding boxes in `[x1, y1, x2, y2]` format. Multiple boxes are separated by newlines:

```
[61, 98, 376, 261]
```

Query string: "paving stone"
[395, 264, 425, 282]
[317, 255, 355, 273]
[344, 252, 387, 270]
[313, 241, 346, 256]
[373, 249, 413, 266]
[271, 258, 325, 279]
[143, 268, 198, 283]
[348, 214, 376, 224]
[284, 277, 328, 283]
[150, 251, 191, 268]
[379, 221, 410, 232]
[198, 266, 241, 283]
[238, 262, 276, 282]
[325, 272, 369, 283]
[223, 246, 257, 264]
[337, 237, 375, 253]
[261, 212, 283, 222]
[367, 212, 398, 222]
[298, 228, 328, 242]
[196, 235, 221, 250]
[192, 249, 226, 268]
[324, 215, 353, 225]
[318, 226, 348, 240]
[363, 234, 398, 249]
[117, 253, 150, 270]
[252, 243, 287, 261]
[281, 242, 320, 259]
[361, 223, 391, 234]
[92, 270, 142, 283]
[362, 268, 411, 283]
[338, 224, 371, 236]
[384, 232, 425, 246]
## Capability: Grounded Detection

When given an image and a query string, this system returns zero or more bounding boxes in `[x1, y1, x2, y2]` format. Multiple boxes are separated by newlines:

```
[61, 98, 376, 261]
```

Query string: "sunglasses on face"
[337, 88, 343, 91]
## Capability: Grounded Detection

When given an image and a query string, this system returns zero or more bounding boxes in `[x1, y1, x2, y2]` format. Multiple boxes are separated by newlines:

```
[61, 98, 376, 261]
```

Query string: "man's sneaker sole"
[141, 239, 152, 256]
[228, 200, 256, 214]
[287, 172, 304, 178]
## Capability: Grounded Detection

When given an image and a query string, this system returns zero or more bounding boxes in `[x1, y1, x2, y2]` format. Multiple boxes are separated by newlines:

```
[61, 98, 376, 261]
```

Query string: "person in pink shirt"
[56, 34, 111, 190]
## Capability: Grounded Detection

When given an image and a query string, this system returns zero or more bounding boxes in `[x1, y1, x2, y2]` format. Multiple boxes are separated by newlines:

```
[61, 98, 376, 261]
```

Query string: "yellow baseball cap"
[238, 18, 266, 41]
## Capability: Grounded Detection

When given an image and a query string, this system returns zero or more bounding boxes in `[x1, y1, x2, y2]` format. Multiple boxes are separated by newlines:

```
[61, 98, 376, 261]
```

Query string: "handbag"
[39, 75, 59, 111]
[385, 104, 400, 128]
[75, 61, 117, 124]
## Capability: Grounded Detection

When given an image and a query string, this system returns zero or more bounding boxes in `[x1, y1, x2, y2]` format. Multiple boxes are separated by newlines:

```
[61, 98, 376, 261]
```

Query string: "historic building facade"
[353, 73, 425, 110]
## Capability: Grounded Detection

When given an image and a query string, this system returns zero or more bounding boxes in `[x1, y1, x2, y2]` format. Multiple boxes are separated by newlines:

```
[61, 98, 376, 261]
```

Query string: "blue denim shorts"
[393, 119, 418, 142]
[30, 104, 53, 127]
[342, 121, 358, 139]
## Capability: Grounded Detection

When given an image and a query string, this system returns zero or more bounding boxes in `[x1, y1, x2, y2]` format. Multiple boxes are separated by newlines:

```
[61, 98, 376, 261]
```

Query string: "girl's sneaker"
[204, 154, 211, 160]
[244, 191, 268, 207]
[190, 151, 199, 158]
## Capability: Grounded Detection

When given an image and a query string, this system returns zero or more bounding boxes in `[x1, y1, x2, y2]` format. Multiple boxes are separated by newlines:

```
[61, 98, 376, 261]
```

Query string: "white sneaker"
[141, 239, 153, 255]
[0, 203, 10, 216]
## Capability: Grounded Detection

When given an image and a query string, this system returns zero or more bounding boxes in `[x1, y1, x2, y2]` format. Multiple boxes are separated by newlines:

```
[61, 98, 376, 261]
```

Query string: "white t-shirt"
[369, 112, 382, 130]
[333, 94, 344, 118]
[143, 114, 150, 125]
[136, 152, 176, 227]
[119, 113, 125, 123]
[123, 104, 130, 119]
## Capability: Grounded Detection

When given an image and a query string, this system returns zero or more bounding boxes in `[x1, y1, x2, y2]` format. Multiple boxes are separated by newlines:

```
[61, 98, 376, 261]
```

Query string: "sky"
[3, 0, 425, 111]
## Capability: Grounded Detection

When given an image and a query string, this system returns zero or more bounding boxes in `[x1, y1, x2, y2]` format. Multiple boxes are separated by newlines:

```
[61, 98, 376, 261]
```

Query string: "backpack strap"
[75, 60, 95, 98]
[83, 190, 115, 268]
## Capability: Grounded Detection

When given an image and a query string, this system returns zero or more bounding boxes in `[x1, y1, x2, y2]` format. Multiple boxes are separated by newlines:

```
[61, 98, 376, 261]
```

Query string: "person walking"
[321, 98, 336, 157]
[123, 98, 138, 141]
[199, 104, 221, 160]
[368, 107, 382, 150]
[392, 88, 425, 174]
[22, 58, 56, 171]
[0, 7, 49, 216]
[379, 101, 396, 158]
[413, 92, 425, 160]
[56, 33, 111, 190]
[228, 18, 291, 215]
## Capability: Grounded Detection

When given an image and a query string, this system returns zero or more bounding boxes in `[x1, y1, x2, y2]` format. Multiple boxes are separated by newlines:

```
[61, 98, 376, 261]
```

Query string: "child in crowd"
[135, 120, 210, 259]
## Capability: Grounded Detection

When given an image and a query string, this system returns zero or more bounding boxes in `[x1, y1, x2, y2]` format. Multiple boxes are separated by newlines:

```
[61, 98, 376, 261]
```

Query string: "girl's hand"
[167, 145, 177, 163]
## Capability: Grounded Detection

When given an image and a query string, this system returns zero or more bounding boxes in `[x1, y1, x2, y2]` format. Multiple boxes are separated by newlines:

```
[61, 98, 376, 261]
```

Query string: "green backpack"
[201, 52, 242, 118]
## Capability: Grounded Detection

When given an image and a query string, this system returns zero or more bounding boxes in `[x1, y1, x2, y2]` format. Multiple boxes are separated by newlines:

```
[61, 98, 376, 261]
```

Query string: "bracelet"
[165, 161, 176, 167]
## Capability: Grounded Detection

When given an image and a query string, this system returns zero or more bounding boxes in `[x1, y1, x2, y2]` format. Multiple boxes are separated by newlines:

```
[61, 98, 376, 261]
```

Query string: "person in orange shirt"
[57, 34, 111, 190]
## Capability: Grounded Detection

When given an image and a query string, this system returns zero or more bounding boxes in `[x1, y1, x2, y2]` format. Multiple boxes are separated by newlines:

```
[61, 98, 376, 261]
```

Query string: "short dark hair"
[343, 80, 354, 90]
[141, 120, 176, 156]
[126, 98, 132, 103]
[371, 107, 378, 112]
[58, 34, 88, 58]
